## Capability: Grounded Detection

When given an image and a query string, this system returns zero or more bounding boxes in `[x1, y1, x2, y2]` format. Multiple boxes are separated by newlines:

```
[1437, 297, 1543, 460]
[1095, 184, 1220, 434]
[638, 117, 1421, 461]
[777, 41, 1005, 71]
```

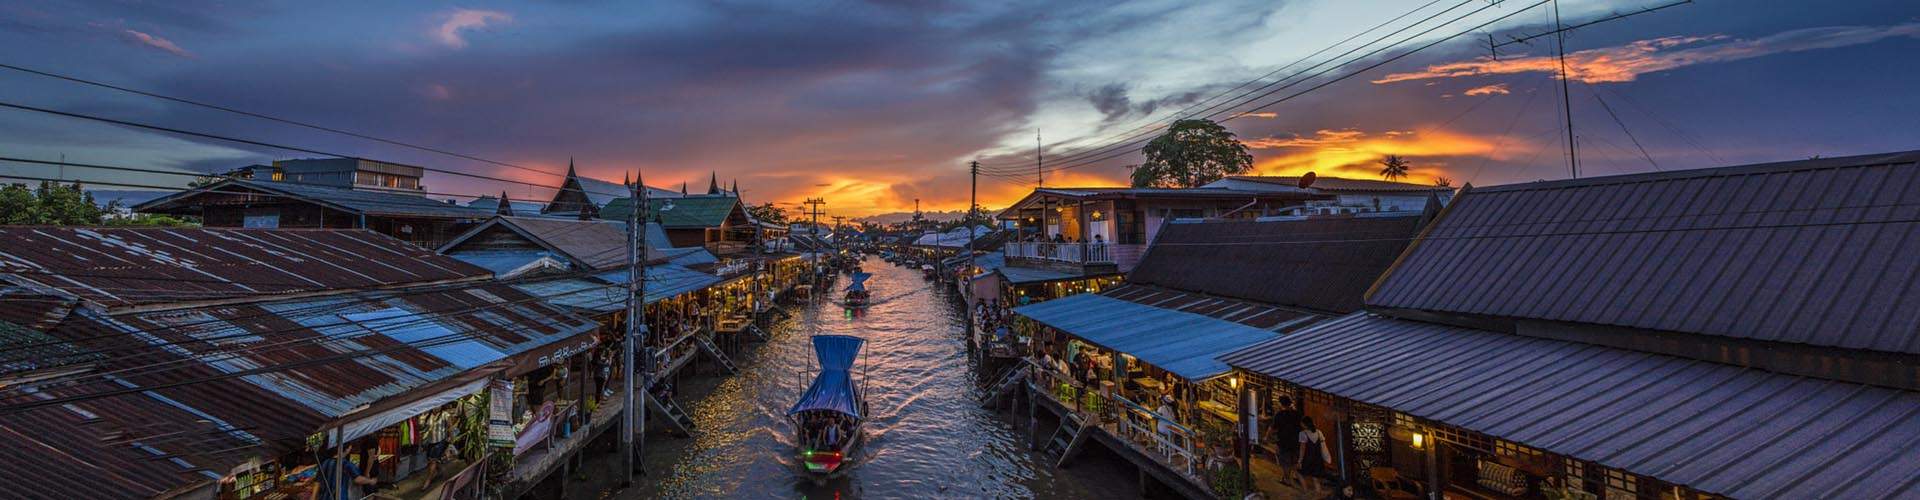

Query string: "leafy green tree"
[0, 184, 40, 225]
[33, 181, 104, 225]
[745, 202, 789, 225]
[1378, 154, 1411, 182]
[1131, 119, 1254, 188]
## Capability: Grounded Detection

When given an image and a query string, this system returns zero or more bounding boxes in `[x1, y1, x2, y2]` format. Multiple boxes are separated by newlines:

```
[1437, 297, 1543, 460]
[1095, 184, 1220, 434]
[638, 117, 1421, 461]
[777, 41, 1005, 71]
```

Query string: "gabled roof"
[0, 227, 486, 310]
[437, 216, 667, 272]
[134, 178, 496, 219]
[1222, 312, 1920, 499]
[1218, 175, 1456, 193]
[1128, 212, 1429, 314]
[599, 195, 748, 228]
[1367, 149, 1920, 354]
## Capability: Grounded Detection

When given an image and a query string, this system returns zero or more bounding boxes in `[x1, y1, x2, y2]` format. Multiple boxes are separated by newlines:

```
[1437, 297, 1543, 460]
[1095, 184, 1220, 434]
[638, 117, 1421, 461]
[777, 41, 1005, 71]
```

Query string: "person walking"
[1269, 397, 1305, 487]
[1297, 416, 1332, 495]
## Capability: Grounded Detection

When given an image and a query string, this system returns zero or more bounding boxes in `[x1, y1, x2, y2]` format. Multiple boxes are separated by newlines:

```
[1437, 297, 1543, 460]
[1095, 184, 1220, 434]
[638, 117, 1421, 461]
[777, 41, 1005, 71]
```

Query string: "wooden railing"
[1005, 242, 1146, 266]
[1029, 363, 1203, 480]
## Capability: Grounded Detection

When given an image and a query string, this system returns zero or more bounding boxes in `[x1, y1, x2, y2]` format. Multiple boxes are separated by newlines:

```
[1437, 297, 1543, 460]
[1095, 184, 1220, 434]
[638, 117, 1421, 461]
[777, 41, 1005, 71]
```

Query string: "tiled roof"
[1367, 150, 1920, 354]
[1128, 214, 1428, 314]
[1222, 313, 1920, 499]
[136, 179, 497, 219]
[0, 227, 486, 309]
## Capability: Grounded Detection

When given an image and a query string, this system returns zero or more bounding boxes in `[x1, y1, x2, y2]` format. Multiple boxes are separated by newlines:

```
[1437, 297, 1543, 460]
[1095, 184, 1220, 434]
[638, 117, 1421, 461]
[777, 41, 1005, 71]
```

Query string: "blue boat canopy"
[1014, 293, 1278, 381]
[844, 272, 871, 292]
[787, 335, 866, 419]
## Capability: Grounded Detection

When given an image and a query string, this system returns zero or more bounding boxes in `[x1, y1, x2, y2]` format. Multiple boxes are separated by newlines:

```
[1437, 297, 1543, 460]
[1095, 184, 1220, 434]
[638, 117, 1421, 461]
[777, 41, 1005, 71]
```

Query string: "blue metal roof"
[341, 308, 505, 369]
[1221, 313, 1920, 499]
[1015, 293, 1277, 380]
[592, 263, 721, 304]
[451, 250, 557, 275]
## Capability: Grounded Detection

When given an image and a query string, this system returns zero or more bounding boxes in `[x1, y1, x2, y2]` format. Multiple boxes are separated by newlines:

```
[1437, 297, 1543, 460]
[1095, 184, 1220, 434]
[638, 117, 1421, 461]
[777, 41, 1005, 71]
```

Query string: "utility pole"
[966, 160, 979, 343]
[621, 171, 650, 483]
[1552, 0, 1578, 178]
[804, 197, 826, 293]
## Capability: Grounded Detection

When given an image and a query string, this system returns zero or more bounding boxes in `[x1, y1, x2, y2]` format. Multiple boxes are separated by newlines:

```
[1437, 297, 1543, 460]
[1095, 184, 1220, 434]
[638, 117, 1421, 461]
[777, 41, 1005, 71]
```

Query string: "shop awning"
[333, 376, 488, 447]
[1220, 313, 1920, 499]
[1014, 293, 1277, 380]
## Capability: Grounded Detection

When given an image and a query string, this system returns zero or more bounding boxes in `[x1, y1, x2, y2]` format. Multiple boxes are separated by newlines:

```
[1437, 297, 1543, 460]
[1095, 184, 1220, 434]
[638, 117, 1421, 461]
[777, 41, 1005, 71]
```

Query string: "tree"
[0, 184, 39, 225]
[1432, 176, 1453, 188]
[34, 181, 104, 225]
[745, 202, 789, 225]
[1132, 119, 1254, 188]
[1378, 155, 1411, 182]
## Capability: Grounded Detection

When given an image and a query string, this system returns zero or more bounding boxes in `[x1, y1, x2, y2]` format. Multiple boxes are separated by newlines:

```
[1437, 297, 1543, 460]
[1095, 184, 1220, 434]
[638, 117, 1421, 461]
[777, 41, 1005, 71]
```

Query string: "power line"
[0, 100, 630, 200]
[0, 61, 572, 181]
[978, 0, 1461, 171]
[1012, 0, 1537, 177]
[0, 156, 569, 207]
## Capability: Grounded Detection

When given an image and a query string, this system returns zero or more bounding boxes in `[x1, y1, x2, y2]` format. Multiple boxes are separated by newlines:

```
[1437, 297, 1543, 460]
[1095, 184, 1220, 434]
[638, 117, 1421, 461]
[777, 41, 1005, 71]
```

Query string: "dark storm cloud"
[118, 2, 1057, 207]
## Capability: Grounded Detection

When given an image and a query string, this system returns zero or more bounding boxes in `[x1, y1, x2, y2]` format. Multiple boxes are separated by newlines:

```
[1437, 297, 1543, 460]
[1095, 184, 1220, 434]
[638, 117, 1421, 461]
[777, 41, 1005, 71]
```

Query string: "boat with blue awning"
[842, 272, 872, 307]
[787, 335, 869, 483]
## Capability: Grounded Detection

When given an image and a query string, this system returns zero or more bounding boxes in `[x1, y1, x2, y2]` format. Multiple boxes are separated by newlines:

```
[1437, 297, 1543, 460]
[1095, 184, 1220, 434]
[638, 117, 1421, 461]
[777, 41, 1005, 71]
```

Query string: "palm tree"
[1378, 155, 1410, 182]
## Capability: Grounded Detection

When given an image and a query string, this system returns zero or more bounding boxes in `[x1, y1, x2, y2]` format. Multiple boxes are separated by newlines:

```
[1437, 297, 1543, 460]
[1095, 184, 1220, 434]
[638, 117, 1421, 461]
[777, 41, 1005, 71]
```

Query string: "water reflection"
[610, 256, 1138, 499]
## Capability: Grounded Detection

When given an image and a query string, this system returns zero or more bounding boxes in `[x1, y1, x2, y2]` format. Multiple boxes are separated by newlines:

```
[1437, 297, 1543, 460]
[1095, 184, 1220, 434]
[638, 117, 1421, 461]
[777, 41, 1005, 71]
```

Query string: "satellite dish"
[1298, 172, 1317, 189]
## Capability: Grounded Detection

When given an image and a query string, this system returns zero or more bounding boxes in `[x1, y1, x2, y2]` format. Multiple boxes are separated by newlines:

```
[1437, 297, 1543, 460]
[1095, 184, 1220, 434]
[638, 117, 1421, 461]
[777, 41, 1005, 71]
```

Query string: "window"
[1603, 468, 1638, 500]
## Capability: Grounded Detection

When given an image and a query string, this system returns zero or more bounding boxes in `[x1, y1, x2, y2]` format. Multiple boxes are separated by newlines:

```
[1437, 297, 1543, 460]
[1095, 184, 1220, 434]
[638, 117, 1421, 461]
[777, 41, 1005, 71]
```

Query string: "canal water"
[584, 256, 1141, 499]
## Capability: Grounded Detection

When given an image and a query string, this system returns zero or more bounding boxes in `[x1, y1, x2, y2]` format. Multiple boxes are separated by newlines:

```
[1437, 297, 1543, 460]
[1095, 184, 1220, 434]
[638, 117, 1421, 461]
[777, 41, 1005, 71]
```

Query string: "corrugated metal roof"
[0, 382, 260, 498]
[1129, 214, 1427, 314]
[0, 227, 486, 309]
[1101, 284, 1324, 332]
[591, 263, 722, 305]
[449, 249, 562, 275]
[136, 179, 497, 219]
[92, 282, 596, 444]
[1015, 293, 1277, 380]
[0, 318, 101, 373]
[1222, 313, 1920, 499]
[1367, 150, 1920, 354]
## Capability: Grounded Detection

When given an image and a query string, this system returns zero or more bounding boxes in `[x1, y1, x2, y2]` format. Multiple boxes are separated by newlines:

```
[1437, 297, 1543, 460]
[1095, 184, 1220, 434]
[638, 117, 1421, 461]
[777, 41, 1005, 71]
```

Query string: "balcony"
[1004, 242, 1146, 273]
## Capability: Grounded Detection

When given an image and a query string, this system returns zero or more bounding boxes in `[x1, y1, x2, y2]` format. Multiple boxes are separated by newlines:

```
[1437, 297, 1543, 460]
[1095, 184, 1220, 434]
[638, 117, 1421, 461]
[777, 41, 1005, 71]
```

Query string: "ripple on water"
[629, 257, 1139, 499]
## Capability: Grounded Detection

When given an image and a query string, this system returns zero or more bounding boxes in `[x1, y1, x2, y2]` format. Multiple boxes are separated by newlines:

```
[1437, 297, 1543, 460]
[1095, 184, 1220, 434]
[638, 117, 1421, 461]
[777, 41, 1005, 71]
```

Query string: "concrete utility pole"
[804, 197, 826, 292]
[966, 160, 979, 343]
[621, 172, 647, 483]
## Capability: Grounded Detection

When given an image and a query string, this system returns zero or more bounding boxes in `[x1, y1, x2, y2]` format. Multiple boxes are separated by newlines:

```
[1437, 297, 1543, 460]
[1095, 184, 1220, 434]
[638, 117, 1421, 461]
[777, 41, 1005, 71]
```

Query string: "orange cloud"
[1375, 22, 1920, 84]
[1245, 128, 1534, 183]
[1463, 83, 1509, 96]
[1232, 111, 1279, 119]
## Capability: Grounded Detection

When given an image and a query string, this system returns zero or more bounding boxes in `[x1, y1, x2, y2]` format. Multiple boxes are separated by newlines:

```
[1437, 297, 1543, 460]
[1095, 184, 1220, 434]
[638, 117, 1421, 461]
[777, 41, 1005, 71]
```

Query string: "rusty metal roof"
[0, 227, 486, 310]
[1223, 313, 1920, 499]
[6, 281, 596, 454]
[1366, 150, 1920, 354]
[0, 381, 260, 498]
[1128, 214, 1428, 314]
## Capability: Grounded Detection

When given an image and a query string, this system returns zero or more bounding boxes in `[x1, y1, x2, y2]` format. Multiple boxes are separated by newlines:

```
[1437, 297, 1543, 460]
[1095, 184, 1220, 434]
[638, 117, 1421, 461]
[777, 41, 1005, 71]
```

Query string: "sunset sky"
[1, 0, 1915, 217]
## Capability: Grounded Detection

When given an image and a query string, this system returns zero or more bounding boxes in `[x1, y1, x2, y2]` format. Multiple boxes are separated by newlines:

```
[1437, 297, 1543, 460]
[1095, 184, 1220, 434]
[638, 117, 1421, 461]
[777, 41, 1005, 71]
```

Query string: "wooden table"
[1197, 400, 1237, 423]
